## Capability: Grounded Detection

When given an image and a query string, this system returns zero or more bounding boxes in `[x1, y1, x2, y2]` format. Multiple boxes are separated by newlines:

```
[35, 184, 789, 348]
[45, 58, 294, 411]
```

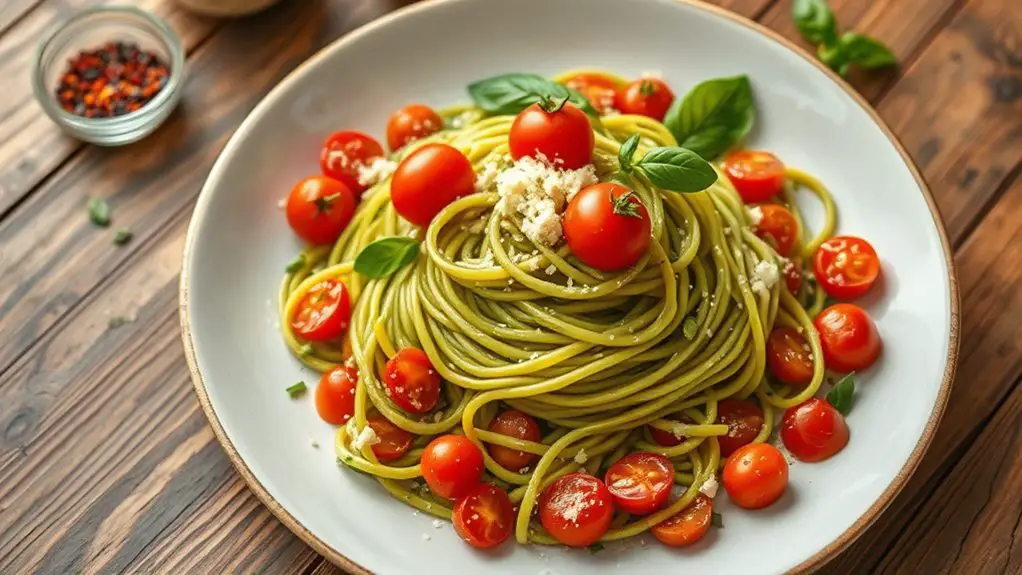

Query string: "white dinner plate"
[180, 0, 960, 573]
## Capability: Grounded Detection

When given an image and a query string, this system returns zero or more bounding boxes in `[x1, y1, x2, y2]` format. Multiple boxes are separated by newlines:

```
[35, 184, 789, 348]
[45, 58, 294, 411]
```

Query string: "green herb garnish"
[826, 373, 855, 415]
[467, 73, 597, 116]
[286, 381, 307, 399]
[113, 227, 132, 245]
[711, 511, 724, 528]
[682, 317, 699, 340]
[87, 198, 111, 227]
[108, 316, 131, 329]
[663, 75, 755, 161]
[286, 254, 306, 274]
[793, 0, 897, 77]
[354, 237, 420, 279]
[587, 542, 605, 554]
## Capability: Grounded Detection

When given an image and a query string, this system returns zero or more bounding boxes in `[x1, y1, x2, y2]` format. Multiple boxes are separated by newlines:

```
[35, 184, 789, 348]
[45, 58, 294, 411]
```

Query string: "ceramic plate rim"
[178, 0, 961, 572]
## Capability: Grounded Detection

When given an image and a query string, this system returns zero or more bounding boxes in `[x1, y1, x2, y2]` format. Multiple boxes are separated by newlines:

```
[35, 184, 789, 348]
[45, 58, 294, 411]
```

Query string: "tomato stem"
[313, 193, 341, 213]
[537, 94, 568, 113]
[610, 191, 642, 218]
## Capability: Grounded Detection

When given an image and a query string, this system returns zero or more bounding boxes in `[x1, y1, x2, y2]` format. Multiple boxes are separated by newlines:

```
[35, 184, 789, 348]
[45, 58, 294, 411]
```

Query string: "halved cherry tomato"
[651, 494, 713, 547]
[538, 473, 614, 547]
[487, 410, 542, 471]
[452, 483, 515, 549]
[563, 183, 651, 271]
[365, 415, 413, 462]
[285, 176, 357, 245]
[754, 204, 798, 257]
[722, 443, 788, 509]
[783, 259, 803, 294]
[716, 399, 765, 457]
[509, 101, 594, 169]
[649, 414, 694, 447]
[616, 77, 675, 121]
[767, 327, 815, 388]
[421, 434, 485, 499]
[781, 398, 850, 462]
[814, 303, 882, 373]
[291, 279, 351, 342]
[563, 73, 619, 115]
[604, 451, 674, 516]
[383, 347, 441, 414]
[315, 365, 357, 425]
[319, 130, 385, 195]
[386, 104, 443, 151]
[723, 151, 786, 204]
[390, 143, 475, 226]
[813, 236, 881, 300]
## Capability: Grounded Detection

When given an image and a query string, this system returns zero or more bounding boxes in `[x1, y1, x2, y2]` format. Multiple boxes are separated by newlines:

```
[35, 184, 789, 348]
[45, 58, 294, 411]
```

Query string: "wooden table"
[0, 0, 1019, 573]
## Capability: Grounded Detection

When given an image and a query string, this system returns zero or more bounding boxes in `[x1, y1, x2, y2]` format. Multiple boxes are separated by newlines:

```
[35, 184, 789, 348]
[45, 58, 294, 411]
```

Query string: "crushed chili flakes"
[55, 41, 170, 119]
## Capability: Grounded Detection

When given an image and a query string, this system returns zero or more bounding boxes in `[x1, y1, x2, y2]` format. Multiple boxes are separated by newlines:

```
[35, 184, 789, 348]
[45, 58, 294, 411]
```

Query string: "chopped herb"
[682, 317, 699, 340]
[298, 343, 314, 357]
[113, 227, 132, 245]
[108, 315, 131, 329]
[286, 381, 307, 399]
[87, 198, 111, 227]
[711, 511, 724, 528]
[587, 542, 605, 554]
[826, 372, 855, 415]
[285, 254, 306, 274]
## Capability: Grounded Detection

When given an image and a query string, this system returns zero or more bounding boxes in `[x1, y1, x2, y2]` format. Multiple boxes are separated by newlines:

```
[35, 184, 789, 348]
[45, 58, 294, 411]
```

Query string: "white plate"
[180, 0, 960, 573]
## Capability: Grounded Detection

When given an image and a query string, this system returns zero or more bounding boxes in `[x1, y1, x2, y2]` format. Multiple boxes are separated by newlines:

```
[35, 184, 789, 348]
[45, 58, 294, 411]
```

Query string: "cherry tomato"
[813, 236, 881, 300]
[538, 473, 614, 547]
[383, 347, 441, 414]
[563, 183, 651, 271]
[651, 494, 713, 547]
[754, 204, 798, 257]
[421, 435, 485, 499]
[722, 443, 789, 509]
[291, 279, 351, 342]
[319, 130, 385, 195]
[767, 327, 815, 388]
[487, 410, 542, 471]
[616, 77, 675, 121]
[716, 399, 765, 457]
[365, 415, 413, 462]
[604, 451, 674, 516]
[649, 414, 694, 447]
[315, 365, 357, 425]
[723, 151, 786, 204]
[285, 176, 357, 245]
[386, 104, 443, 151]
[563, 73, 618, 115]
[784, 259, 803, 294]
[390, 143, 475, 227]
[452, 483, 515, 549]
[508, 101, 594, 169]
[814, 304, 882, 373]
[781, 398, 850, 463]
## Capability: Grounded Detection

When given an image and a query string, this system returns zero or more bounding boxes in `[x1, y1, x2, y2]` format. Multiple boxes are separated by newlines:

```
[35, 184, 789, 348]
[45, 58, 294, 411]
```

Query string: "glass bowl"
[32, 6, 186, 146]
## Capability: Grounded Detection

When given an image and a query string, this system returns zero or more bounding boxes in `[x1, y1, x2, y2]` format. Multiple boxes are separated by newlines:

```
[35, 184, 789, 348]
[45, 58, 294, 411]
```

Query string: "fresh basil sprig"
[354, 237, 420, 279]
[618, 135, 640, 173]
[793, 0, 896, 77]
[826, 372, 855, 415]
[663, 75, 755, 161]
[467, 73, 597, 116]
[632, 147, 718, 193]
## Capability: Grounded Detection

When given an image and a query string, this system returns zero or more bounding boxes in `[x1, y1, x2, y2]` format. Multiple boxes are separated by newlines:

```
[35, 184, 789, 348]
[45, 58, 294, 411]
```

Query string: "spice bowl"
[32, 6, 186, 146]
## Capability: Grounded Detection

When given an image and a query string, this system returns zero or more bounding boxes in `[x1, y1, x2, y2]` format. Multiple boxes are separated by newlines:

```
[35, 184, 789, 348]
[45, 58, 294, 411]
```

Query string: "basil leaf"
[618, 135, 640, 173]
[468, 73, 596, 116]
[113, 227, 133, 245]
[818, 44, 850, 77]
[587, 542, 605, 554]
[635, 147, 718, 193]
[285, 254, 306, 274]
[664, 75, 755, 161]
[826, 373, 855, 415]
[286, 381, 307, 399]
[838, 32, 898, 69]
[87, 198, 111, 227]
[354, 237, 420, 279]
[711, 511, 724, 528]
[792, 0, 838, 47]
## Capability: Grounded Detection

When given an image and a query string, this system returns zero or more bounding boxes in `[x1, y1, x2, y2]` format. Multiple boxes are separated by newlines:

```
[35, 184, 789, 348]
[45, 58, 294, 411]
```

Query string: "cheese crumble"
[750, 259, 780, 295]
[496, 155, 598, 246]
[351, 425, 380, 450]
[357, 157, 397, 188]
[699, 475, 719, 498]
[747, 206, 764, 226]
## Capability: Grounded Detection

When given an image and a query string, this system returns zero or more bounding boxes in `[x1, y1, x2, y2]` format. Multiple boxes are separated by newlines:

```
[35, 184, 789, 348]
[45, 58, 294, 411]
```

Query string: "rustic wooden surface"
[0, 0, 1019, 573]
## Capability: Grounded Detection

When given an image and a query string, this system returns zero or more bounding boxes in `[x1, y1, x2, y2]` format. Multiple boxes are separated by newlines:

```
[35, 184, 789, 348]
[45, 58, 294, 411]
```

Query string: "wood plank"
[0, 0, 217, 217]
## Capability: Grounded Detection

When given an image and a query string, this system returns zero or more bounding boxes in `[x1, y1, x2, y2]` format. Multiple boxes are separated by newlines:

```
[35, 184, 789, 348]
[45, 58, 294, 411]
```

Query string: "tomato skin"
[616, 77, 675, 121]
[319, 130, 385, 195]
[365, 415, 413, 462]
[784, 259, 803, 294]
[386, 104, 443, 151]
[508, 102, 594, 169]
[390, 143, 476, 226]
[487, 410, 542, 471]
[383, 347, 441, 414]
[421, 435, 485, 499]
[754, 204, 798, 257]
[767, 327, 815, 388]
[538, 473, 614, 547]
[315, 365, 358, 425]
[286, 176, 357, 245]
[723, 443, 789, 509]
[716, 399, 765, 457]
[724, 151, 786, 204]
[563, 183, 651, 271]
[563, 74, 619, 115]
[604, 451, 674, 516]
[814, 304, 882, 373]
[452, 483, 515, 549]
[813, 236, 881, 300]
[651, 494, 713, 547]
[649, 414, 693, 447]
[291, 279, 351, 342]
[781, 398, 850, 462]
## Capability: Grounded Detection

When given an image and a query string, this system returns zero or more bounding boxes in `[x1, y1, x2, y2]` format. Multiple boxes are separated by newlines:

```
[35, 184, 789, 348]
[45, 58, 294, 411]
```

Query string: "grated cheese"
[750, 259, 780, 295]
[699, 475, 719, 498]
[356, 157, 397, 188]
[475, 161, 501, 192]
[747, 206, 764, 226]
[496, 155, 597, 246]
[351, 425, 380, 450]
[574, 448, 588, 465]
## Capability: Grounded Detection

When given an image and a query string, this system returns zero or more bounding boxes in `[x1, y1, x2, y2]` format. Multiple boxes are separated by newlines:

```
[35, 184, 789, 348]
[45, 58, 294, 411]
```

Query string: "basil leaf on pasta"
[635, 147, 718, 193]
[826, 373, 855, 415]
[467, 73, 596, 116]
[663, 75, 755, 161]
[618, 134, 640, 173]
[354, 237, 420, 278]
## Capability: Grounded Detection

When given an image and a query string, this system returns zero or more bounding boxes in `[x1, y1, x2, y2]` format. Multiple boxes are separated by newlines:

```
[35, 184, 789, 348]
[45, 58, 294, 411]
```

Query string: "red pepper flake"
[55, 41, 170, 119]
